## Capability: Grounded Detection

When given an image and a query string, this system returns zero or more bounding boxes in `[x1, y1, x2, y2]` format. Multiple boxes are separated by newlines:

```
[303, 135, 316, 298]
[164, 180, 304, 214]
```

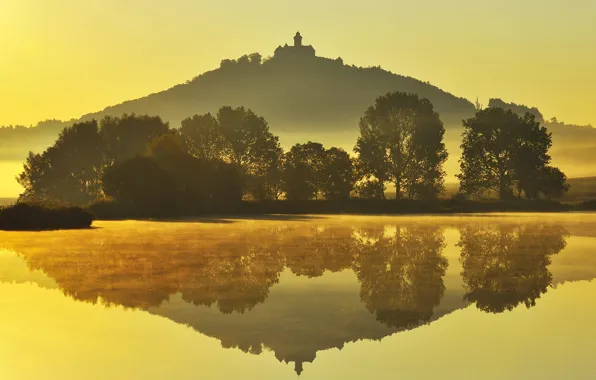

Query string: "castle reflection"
[0, 219, 573, 375]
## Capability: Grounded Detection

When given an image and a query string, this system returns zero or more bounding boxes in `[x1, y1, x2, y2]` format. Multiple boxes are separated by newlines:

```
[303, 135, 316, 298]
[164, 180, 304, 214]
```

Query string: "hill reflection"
[0, 219, 573, 374]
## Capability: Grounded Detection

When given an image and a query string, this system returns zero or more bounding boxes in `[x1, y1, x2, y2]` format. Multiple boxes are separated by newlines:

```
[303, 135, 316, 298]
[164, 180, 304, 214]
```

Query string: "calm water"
[1, 214, 596, 379]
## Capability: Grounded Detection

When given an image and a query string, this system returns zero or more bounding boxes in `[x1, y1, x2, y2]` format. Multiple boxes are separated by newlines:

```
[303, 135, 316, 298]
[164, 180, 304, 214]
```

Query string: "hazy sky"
[0, 0, 595, 127]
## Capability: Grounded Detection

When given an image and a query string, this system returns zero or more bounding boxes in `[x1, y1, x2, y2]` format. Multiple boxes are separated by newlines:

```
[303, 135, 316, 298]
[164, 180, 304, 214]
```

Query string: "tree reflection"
[13, 226, 287, 313]
[352, 225, 448, 329]
[458, 223, 568, 313]
[179, 234, 286, 314]
[283, 225, 355, 278]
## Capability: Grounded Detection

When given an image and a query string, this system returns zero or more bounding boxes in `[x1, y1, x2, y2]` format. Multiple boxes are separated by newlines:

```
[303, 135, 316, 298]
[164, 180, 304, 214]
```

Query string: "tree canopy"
[18, 108, 356, 210]
[180, 106, 284, 200]
[15, 98, 572, 212]
[458, 108, 569, 200]
[355, 92, 448, 199]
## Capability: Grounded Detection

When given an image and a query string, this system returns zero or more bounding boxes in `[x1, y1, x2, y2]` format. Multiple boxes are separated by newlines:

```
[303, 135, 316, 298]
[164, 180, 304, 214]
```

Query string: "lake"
[1, 214, 596, 379]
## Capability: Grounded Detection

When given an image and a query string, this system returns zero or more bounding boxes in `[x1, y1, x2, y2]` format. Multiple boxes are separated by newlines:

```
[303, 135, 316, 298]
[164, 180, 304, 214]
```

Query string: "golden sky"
[1, 0, 595, 128]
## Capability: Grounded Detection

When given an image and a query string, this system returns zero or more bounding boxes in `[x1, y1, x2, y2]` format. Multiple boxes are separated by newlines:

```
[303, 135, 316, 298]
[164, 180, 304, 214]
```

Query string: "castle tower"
[295, 361, 303, 376]
[294, 32, 303, 47]
[273, 31, 315, 58]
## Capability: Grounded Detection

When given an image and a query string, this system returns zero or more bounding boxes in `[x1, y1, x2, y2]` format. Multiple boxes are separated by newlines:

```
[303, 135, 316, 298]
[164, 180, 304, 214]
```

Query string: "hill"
[0, 35, 475, 163]
[76, 54, 475, 131]
[1, 35, 596, 194]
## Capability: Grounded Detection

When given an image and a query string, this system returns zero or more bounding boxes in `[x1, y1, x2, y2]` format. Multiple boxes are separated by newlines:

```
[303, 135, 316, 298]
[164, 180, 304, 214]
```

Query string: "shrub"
[0, 202, 94, 231]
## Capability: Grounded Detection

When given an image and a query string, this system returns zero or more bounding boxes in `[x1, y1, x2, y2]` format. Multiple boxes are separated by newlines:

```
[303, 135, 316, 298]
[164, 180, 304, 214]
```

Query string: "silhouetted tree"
[17, 120, 103, 204]
[458, 108, 567, 200]
[355, 179, 385, 199]
[102, 156, 176, 214]
[181, 106, 283, 200]
[248, 53, 263, 66]
[458, 223, 568, 313]
[244, 132, 284, 201]
[147, 134, 213, 211]
[146, 132, 188, 158]
[354, 92, 448, 199]
[180, 113, 228, 161]
[101, 114, 170, 165]
[211, 161, 244, 205]
[101, 151, 242, 216]
[537, 166, 570, 200]
[237, 55, 250, 66]
[283, 142, 326, 200]
[17, 115, 172, 205]
[16, 152, 49, 201]
[321, 147, 355, 200]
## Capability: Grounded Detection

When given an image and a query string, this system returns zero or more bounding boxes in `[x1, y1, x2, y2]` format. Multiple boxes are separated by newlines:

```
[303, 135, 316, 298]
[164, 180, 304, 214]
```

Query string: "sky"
[1, 0, 595, 128]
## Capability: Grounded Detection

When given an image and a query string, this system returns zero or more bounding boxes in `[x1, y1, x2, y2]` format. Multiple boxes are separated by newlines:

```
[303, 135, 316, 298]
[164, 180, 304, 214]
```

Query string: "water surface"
[1, 214, 596, 379]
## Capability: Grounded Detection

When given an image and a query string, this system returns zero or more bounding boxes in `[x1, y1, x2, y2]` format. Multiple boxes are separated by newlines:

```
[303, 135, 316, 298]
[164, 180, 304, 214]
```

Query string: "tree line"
[17, 91, 570, 212]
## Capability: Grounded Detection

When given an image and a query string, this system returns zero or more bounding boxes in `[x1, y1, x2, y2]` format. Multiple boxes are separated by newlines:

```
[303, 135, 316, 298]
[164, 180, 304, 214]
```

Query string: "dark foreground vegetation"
[0, 203, 94, 231]
[575, 200, 596, 211]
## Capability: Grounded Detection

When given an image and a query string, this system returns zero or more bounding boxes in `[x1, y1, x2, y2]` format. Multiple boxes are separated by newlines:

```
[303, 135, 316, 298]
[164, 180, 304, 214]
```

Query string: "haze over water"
[1, 214, 596, 379]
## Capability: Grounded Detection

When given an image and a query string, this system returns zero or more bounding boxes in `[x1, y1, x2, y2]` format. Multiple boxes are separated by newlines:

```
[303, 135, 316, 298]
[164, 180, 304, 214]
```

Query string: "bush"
[0, 202, 94, 231]
[576, 200, 596, 211]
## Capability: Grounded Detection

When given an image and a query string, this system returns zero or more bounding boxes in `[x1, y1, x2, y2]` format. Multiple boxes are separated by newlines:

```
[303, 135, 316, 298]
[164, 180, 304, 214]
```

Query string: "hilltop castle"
[274, 32, 316, 58]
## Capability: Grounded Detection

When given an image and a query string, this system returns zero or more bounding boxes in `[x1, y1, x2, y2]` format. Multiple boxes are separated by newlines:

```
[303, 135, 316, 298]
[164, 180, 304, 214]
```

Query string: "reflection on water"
[459, 224, 568, 313]
[1, 215, 596, 378]
[353, 225, 447, 329]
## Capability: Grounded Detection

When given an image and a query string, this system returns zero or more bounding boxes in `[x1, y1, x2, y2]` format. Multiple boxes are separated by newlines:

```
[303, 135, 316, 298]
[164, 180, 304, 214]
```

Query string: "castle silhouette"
[274, 32, 316, 59]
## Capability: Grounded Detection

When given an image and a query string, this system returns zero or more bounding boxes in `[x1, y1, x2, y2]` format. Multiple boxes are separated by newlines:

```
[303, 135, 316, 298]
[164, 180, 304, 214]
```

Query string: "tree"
[537, 166, 570, 200]
[354, 92, 448, 199]
[180, 113, 228, 161]
[102, 156, 176, 214]
[321, 147, 355, 200]
[147, 133, 243, 212]
[247, 142, 284, 200]
[283, 142, 326, 200]
[17, 120, 103, 204]
[17, 115, 173, 205]
[354, 132, 390, 198]
[100, 114, 170, 165]
[209, 106, 283, 200]
[248, 53, 263, 66]
[210, 161, 244, 205]
[355, 179, 385, 199]
[17, 152, 51, 201]
[458, 107, 568, 200]
[180, 107, 283, 200]
[146, 132, 188, 158]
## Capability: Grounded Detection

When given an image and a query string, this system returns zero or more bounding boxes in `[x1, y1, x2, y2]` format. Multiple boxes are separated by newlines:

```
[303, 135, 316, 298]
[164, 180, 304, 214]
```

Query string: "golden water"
[1, 214, 595, 379]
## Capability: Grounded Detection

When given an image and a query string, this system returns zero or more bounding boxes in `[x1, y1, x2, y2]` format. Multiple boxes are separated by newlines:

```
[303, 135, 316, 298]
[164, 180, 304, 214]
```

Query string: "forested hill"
[0, 53, 474, 162]
[76, 54, 475, 130]
[2, 52, 596, 186]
